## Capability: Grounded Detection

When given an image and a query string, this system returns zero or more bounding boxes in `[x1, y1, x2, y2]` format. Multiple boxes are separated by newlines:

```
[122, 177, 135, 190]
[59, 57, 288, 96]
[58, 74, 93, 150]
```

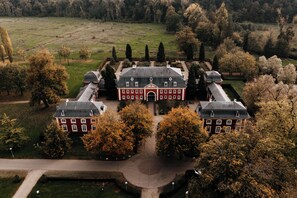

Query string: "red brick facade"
[56, 117, 98, 133]
[202, 118, 245, 134]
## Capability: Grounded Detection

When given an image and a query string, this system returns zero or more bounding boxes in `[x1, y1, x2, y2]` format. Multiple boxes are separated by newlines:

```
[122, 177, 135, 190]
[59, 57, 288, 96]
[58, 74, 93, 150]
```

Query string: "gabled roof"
[197, 101, 250, 119]
[208, 83, 231, 102]
[118, 66, 186, 88]
[54, 101, 106, 118]
[76, 83, 98, 102]
[204, 70, 223, 83]
[84, 71, 101, 83]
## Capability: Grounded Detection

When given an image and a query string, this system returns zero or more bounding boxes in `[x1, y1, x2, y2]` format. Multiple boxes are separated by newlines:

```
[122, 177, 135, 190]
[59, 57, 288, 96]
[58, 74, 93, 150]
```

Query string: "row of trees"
[0, 0, 295, 24]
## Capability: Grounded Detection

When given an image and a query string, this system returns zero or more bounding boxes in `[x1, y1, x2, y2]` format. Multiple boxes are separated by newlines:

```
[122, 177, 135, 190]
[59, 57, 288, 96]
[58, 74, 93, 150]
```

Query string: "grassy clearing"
[223, 80, 245, 97]
[28, 180, 136, 198]
[0, 177, 23, 197]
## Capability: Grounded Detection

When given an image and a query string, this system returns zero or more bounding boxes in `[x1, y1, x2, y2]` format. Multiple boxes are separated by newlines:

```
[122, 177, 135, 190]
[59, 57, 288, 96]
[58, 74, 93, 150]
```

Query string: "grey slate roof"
[208, 83, 231, 101]
[197, 101, 250, 119]
[117, 66, 186, 88]
[54, 101, 106, 118]
[84, 71, 101, 83]
[76, 83, 98, 102]
[204, 71, 223, 84]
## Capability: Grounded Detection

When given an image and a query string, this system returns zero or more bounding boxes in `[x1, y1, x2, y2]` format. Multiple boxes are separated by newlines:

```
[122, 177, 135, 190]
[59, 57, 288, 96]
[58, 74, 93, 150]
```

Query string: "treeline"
[0, 0, 296, 23]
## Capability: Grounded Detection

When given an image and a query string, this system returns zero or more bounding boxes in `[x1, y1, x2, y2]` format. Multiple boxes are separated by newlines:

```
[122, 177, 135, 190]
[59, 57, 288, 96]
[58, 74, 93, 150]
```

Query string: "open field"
[0, 17, 179, 58]
[28, 180, 136, 198]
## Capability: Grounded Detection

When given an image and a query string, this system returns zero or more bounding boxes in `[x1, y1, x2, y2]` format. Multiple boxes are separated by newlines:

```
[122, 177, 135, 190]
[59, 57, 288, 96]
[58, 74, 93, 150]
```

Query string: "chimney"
[132, 64, 136, 69]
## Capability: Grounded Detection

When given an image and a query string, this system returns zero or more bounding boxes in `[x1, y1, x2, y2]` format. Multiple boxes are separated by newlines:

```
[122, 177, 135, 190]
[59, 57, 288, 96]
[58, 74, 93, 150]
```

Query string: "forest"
[0, 0, 296, 24]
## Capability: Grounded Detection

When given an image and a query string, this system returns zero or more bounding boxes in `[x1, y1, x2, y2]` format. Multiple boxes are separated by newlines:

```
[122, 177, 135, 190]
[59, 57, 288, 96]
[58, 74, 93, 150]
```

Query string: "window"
[81, 119, 86, 123]
[160, 95, 163, 100]
[72, 125, 78, 132]
[131, 89, 134, 94]
[226, 119, 232, 125]
[164, 95, 167, 99]
[135, 90, 138, 94]
[62, 125, 68, 131]
[169, 89, 172, 94]
[236, 119, 242, 125]
[71, 118, 76, 124]
[178, 89, 181, 94]
[122, 89, 125, 94]
[140, 90, 143, 94]
[81, 125, 87, 132]
[61, 119, 66, 124]
[216, 119, 222, 125]
[91, 125, 96, 130]
[140, 95, 143, 100]
[225, 126, 231, 132]
[173, 82, 177, 87]
[173, 90, 176, 94]
[210, 111, 214, 117]
[126, 82, 129, 87]
[173, 95, 176, 99]
[215, 126, 221, 133]
[164, 90, 167, 94]
[160, 90, 163, 94]
[169, 95, 172, 99]
[126, 90, 130, 94]
[127, 95, 130, 99]
[61, 110, 65, 116]
[122, 96, 126, 100]
[91, 119, 96, 123]
[206, 126, 211, 133]
[169, 77, 172, 81]
[236, 111, 240, 117]
[89, 110, 93, 116]
[206, 119, 212, 125]
[164, 82, 168, 87]
[135, 82, 139, 87]
[131, 95, 134, 100]
[177, 95, 181, 100]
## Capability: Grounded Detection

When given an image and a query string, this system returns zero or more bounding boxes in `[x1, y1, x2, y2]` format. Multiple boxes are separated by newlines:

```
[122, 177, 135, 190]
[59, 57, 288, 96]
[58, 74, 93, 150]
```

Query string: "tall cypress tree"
[186, 64, 198, 100]
[145, 45, 150, 61]
[157, 42, 165, 62]
[212, 55, 219, 71]
[112, 46, 117, 61]
[199, 43, 205, 62]
[186, 44, 193, 61]
[125, 44, 132, 61]
[243, 32, 249, 52]
[263, 37, 275, 58]
[104, 64, 117, 99]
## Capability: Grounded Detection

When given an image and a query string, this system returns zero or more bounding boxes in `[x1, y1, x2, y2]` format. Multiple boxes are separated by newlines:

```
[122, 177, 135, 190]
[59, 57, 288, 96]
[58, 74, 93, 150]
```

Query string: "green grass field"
[28, 180, 136, 198]
[223, 80, 245, 97]
[0, 177, 23, 197]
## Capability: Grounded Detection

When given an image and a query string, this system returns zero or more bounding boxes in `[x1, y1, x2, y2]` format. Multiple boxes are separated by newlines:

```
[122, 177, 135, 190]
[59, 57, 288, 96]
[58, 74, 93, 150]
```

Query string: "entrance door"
[147, 92, 156, 102]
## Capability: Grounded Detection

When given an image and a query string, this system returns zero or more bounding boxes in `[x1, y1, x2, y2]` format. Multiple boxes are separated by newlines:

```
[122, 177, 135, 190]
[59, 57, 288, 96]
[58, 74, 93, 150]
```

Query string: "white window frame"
[160, 90, 163, 94]
[126, 90, 130, 94]
[91, 119, 96, 123]
[225, 126, 231, 132]
[135, 82, 139, 87]
[226, 119, 232, 125]
[71, 118, 76, 124]
[126, 82, 129, 87]
[81, 125, 87, 132]
[131, 89, 134, 94]
[177, 95, 181, 100]
[236, 119, 242, 125]
[173, 89, 176, 94]
[216, 119, 222, 125]
[127, 95, 130, 99]
[206, 126, 211, 133]
[131, 95, 134, 100]
[173, 82, 177, 87]
[135, 90, 138, 94]
[122, 89, 125, 94]
[160, 95, 163, 100]
[215, 126, 221, 133]
[164, 90, 167, 94]
[72, 125, 78, 132]
[164, 95, 167, 99]
[178, 89, 181, 94]
[173, 95, 176, 99]
[91, 125, 96, 130]
[236, 111, 240, 117]
[81, 119, 86, 123]
[169, 89, 172, 94]
[164, 82, 168, 87]
[206, 119, 212, 125]
[61, 118, 66, 124]
[122, 96, 126, 100]
[140, 95, 143, 100]
[210, 111, 214, 117]
[61, 110, 65, 116]
[62, 125, 68, 132]
[140, 90, 143, 94]
[169, 95, 172, 100]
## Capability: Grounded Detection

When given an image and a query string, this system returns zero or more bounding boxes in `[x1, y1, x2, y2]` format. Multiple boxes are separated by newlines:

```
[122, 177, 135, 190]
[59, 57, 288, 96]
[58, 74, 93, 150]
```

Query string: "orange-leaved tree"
[156, 107, 208, 159]
[82, 111, 134, 156]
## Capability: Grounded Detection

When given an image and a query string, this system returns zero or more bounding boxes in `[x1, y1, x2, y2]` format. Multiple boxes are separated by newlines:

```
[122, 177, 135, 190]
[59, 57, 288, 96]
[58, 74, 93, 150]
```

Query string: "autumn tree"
[0, 113, 28, 150]
[144, 45, 150, 61]
[157, 42, 165, 62]
[16, 48, 26, 61]
[104, 64, 117, 99]
[165, 5, 181, 32]
[277, 64, 296, 84]
[0, 45, 5, 63]
[26, 49, 68, 108]
[215, 37, 240, 59]
[156, 107, 208, 158]
[79, 47, 91, 60]
[257, 55, 282, 77]
[112, 46, 117, 62]
[215, 2, 230, 43]
[176, 26, 200, 57]
[0, 27, 13, 63]
[58, 45, 71, 65]
[219, 51, 257, 80]
[40, 121, 72, 159]
[184, 3, 208, 30]
[119, 102, 153, 152]
[125, 44, 132, 61]
[82, 111, 134, 156]
[189, 129, 297, 197]
[199, 43, 205, 61]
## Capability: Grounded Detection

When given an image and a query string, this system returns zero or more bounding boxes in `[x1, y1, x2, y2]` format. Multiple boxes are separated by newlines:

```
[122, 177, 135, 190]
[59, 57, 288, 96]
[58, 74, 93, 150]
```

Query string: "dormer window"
[131, 77, 134, 81]
[150, 77, 153, 83]
[236, 111, 240, 117]
[164, 82, 168, 87]
[135, 82, 139, 87]
[126, 82, 129, 87]
[90, 110, 93, 116]
[173, 82, 177, 87]
[169, 77, 172, 81]
[210, 111, 214, 117]
[61, 110, 65, 116]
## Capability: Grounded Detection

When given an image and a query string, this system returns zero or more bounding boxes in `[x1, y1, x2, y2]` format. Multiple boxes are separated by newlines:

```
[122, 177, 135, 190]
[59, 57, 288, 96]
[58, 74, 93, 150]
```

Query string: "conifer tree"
[212, 55, 219, 71]
[157, 42, 165, 62]
[186, 64, 198, 100]
[112, 46, 117, 62]
[125, 44, 132, 61]
[264, 37, 274, 58]
[186, 44, 194, 60]
[199, 43, 205, 61]
[145, 45, 150, 61]
[243, 32, 249, 52]
[104, 64, 117, 99]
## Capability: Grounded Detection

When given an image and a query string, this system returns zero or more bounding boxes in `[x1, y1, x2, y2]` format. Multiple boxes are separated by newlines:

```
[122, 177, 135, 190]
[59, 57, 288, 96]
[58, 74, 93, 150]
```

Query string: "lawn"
[222, 80, 245, 97]
[0, 177, 23, 198]
[28, 180, 137, 198]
